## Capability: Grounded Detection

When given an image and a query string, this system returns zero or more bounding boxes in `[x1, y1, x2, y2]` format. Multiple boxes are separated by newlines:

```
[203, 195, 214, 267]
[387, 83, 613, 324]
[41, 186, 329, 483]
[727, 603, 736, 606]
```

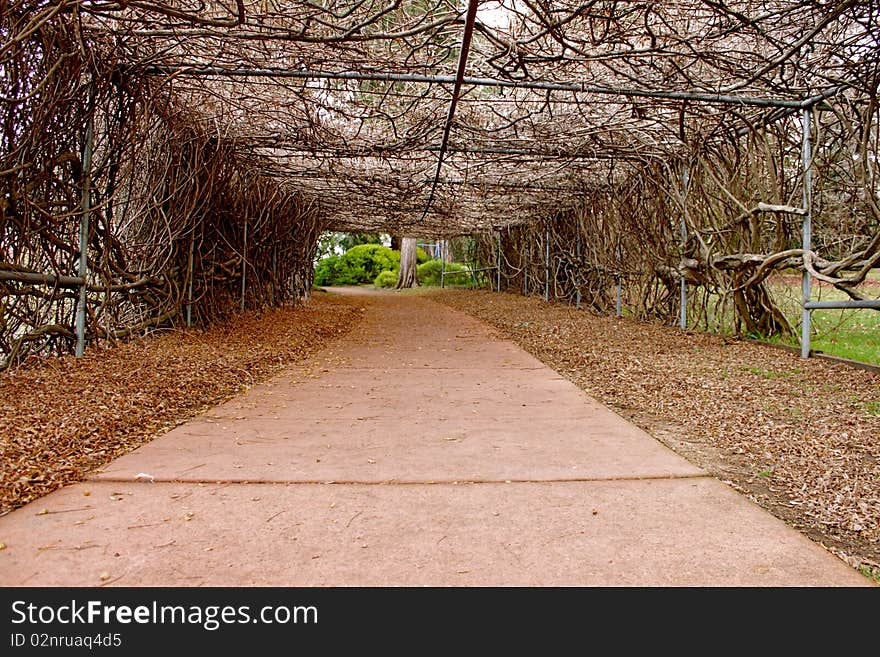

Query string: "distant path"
[0, 288, 867, 585]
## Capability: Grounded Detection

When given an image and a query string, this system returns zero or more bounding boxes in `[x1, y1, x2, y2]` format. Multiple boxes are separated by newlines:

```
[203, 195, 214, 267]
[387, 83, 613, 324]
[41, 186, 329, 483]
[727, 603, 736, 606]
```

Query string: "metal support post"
[679, 163, 688, 330]
[240, 219, 248, 313]
[544, 229, 550, 302]
[471, 238, 478, 287]
[440, 239, 446, 288]
[615, 239, 622, 317]
[496, 231, 501, 292]
[75, 83, 95, 358]
[801, 108, 813, 358]
[185, 233, 195, 327]
[575, 227, 581, 309]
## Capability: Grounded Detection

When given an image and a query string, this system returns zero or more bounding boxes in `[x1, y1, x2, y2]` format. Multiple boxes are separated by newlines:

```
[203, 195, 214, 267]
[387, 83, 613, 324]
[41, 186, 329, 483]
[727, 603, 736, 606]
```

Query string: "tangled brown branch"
[2, 1, 879, 363]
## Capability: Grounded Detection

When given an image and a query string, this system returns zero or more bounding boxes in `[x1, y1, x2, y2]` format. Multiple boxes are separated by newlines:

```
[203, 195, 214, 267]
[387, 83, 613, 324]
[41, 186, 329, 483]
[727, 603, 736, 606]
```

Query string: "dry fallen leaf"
[0, 297, 362, 520]
[2, 289, 878, 578]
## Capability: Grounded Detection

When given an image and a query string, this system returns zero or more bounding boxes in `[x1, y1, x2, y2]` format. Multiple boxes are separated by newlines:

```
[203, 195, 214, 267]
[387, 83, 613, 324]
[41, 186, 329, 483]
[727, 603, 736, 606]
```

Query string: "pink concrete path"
[0, 288, 869, 586]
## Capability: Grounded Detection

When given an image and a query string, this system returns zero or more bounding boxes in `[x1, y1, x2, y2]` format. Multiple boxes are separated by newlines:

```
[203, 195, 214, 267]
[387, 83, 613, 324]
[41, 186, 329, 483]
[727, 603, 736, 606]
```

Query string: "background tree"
[396, 237, 420, 289]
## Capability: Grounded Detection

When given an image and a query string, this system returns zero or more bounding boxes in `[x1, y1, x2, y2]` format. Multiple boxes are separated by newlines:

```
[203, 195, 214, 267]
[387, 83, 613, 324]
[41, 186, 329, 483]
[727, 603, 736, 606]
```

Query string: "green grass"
[743, 366, 778, 379]
[416, 259, 474, 287]
[859, 565, 880, 584]
[690, 272, 880, 366]
[741, 366, 801, 379]
[862, 400, 880, 416]
[769, 278, 880, 365]
[809, 308, 880, 363]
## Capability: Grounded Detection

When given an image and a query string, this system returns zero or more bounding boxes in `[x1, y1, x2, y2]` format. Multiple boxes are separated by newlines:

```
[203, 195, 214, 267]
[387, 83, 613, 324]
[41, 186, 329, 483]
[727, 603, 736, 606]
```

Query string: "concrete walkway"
[0, 288, 868, 586]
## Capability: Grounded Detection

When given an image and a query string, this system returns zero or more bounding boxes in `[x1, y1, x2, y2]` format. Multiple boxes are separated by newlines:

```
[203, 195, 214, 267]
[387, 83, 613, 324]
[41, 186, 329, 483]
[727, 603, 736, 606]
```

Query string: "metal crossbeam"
[0, 271, 85, 287]
[253, 143, 652, 160]
[142, 65, 835, 109]
[804, 300, 880, 310]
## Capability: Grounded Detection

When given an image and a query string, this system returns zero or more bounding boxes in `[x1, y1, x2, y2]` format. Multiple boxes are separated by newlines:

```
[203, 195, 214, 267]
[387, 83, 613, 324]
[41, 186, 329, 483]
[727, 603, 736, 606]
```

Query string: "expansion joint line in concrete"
[88, 473, 712, 486]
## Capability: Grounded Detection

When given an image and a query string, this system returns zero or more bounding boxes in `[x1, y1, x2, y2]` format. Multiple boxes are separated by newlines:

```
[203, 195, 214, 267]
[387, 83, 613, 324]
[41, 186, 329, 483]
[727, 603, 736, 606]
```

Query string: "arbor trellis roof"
[2, 1, 879, 366]
[78, 0, 872, 233]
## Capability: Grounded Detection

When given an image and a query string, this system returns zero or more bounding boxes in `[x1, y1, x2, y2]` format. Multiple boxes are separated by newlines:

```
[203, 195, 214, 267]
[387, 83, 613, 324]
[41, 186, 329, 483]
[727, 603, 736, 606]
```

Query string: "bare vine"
[2, 1, 879, 364]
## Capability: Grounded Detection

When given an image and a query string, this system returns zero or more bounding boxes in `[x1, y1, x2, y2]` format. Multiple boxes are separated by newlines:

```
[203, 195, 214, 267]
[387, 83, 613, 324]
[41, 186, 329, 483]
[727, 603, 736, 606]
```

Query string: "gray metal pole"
[615, 239, 622, 317]
[801, 108, 813, 358]
[144, 65, 819, 109]
[575, 227, 581, 309]
[0, 271, 83, 286]
[471, 237, 478, 287]
[679, 163, 689, 331]
[496, 231, 501, 292]
[440, 239, 446, 288]
[185, 233, 195, 327]
[806, 300, 880, 310]
[75, 83, 95, 358]
[240, 220, 248, 313]
[544, 229, 550, 302]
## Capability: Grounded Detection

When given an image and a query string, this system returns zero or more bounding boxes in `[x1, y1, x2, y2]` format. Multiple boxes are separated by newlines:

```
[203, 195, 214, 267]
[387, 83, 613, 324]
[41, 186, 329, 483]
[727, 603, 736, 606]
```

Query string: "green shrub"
[373, 269, 399, 288]
[314, 255, 347, 285]
[416, 247, 431, 264]
[314, 244, 401, 286]
[417, 259, 471, 286]
[344, 244, 400, 280]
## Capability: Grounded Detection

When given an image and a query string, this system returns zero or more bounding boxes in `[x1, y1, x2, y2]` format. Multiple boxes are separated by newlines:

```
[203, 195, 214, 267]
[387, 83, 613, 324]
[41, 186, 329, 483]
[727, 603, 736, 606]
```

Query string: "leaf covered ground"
[0, 294, 363, 515]
[429, 289, 880, 580]
[3, 285, 878, 582]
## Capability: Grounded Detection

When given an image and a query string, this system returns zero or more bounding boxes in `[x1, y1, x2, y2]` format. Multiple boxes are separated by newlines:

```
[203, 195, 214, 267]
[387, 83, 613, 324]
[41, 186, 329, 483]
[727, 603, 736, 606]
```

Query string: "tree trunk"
[390, 234, 402, 251]
[396, 236, 420, 289]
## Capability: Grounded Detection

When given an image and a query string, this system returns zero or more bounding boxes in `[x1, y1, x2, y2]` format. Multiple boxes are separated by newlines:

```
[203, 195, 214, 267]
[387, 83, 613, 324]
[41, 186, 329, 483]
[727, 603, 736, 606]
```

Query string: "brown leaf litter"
[0, 294, 363, 515]
[2, 286, 878, 582]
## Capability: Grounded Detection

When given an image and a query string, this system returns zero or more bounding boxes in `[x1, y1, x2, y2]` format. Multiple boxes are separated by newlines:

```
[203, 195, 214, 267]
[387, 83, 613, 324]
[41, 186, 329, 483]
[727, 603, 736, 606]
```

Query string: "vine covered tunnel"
[2, 1, 879, 369]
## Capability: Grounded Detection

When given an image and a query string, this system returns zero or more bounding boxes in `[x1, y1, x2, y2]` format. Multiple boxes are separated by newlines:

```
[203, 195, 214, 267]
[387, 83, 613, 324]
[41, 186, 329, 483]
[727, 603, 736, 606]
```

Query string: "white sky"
[477, 1, 515, 29]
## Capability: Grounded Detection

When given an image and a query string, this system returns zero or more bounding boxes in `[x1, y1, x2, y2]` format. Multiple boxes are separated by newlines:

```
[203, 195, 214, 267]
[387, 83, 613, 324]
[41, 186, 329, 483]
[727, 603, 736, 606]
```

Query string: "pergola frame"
[2, 1, 879, 367]
[132, 63, 860, 357]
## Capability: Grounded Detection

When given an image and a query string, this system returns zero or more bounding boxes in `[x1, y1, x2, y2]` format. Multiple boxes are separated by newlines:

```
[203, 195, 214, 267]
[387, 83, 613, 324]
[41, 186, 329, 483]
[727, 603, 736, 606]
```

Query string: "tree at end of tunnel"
[396, 237, 420, 289]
